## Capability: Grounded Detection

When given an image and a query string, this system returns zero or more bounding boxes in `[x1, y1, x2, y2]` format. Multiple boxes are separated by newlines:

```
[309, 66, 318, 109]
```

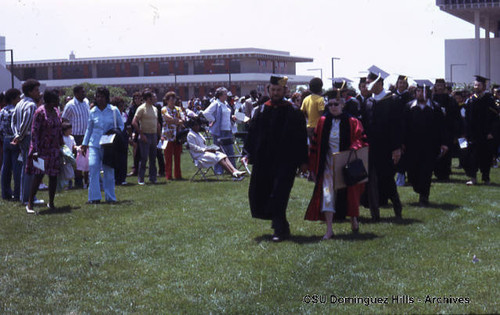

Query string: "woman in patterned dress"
[26, 89, 63, 213]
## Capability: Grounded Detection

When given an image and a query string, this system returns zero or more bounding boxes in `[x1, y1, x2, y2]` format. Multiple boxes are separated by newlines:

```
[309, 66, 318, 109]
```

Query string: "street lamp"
[0, 49, 14, 89]
[449, 63, 466, 84]
[331, 57, 340, 88]
[307, 68, 323, 81]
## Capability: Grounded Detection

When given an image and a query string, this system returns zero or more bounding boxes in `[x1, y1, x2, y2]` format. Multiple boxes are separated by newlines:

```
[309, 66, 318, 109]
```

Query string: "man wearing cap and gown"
[463, 75, 499, 185]
[361, 72, 403, 220]
[394, 75, 412, 187]
[244, 75, 308, 242]
[432, 78, 461, 181]
[404, 84, 447, 206]
[356, 77, 371, 117]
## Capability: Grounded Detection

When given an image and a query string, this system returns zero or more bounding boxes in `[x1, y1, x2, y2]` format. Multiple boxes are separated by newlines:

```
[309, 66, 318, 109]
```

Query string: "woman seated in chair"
[187, 116, 245, 179]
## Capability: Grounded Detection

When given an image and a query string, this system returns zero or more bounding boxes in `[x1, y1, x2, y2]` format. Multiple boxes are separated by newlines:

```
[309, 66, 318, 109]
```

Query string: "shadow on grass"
[358, 216, 423, 225]
[431, 178, 466, 184]
[109, 199, 134, 205]
[38, 205, 80, 215]
[254, 232, 380, 243]
[407, 202, 461, 211]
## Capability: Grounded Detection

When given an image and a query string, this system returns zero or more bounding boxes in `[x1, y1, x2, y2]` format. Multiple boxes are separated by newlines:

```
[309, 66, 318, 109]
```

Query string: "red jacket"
[305, 114, 367, 221]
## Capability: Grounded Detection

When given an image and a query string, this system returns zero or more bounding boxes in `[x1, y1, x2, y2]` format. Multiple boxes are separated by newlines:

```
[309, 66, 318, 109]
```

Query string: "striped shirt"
[11, 96, 37, 141]
[62, 97, 90, 136]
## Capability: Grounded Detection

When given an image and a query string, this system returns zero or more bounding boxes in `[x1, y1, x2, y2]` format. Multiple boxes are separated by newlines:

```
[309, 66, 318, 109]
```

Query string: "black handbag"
[342, 149, 368, 186]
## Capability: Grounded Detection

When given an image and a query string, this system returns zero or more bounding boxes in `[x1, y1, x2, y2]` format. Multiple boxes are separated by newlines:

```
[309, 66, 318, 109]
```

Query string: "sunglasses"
[328, 102, 341, 107]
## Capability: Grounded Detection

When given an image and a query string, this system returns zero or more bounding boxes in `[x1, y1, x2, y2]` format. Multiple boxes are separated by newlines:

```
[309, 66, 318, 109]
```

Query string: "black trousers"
[434, 148, 452, 180]
[250, 167, 295, 236]
[408, 152, 435, 198]
[463, 141, 495, 181]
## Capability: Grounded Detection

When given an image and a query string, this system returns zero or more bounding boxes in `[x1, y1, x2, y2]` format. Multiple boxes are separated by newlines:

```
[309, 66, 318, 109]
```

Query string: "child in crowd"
[62, 121, 76, 189]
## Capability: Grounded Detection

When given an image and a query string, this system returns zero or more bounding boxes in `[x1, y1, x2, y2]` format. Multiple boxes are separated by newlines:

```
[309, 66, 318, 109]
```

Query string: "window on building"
[97, 63, 117, 78]
[22, 68, 36, 81]
[229, 59, 240, 73]
[159, 62, 170, 75]
[212, 59, 227, 74]
[61, 65, 83, 79]
[194, 60, 205, 74]
[144, 62, 160, 76]
[130, 62, 139, 76]
[35, 67, 49, 80]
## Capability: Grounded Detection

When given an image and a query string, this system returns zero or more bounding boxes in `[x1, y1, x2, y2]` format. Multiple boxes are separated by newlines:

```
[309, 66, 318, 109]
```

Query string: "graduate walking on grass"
[244, 75, 308, 242]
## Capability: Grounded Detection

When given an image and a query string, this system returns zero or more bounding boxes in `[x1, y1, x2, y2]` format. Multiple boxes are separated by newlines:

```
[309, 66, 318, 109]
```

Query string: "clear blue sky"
[2, 0, 482, 84]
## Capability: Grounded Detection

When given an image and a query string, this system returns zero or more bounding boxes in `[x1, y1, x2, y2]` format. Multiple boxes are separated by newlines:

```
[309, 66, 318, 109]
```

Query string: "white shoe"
[138, 181, 145, 186]
[26, 205, 36, 214]
[466, 178, 476, 186]
[232, 170, 246, 178]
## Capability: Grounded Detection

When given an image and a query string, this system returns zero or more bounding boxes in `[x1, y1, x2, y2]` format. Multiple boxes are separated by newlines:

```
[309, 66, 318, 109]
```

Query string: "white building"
[437, 0, 500, 85]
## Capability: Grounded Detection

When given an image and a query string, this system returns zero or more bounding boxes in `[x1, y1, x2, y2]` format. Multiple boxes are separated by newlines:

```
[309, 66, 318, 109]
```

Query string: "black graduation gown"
[344, 97, 361, 119]
[404, 101, 445, 197]
[432, 93, 461, 180]
[463, 92, 500, 180]
[394, 90, 413, 173]
[361, 92, 403, 202]
[244, 100, 308, 222]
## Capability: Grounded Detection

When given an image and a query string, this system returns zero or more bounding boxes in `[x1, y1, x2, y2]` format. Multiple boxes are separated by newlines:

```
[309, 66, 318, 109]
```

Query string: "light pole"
[331, 57, 340, 88]
[449, 63, 466, 84]
[307, 68, 323, 81]
[1, 49, 14, 88]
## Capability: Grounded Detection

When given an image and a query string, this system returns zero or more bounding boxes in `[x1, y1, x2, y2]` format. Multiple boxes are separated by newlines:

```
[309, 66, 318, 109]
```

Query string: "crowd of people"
[0, 73, 498, 242]
[244, 74, 499, 241]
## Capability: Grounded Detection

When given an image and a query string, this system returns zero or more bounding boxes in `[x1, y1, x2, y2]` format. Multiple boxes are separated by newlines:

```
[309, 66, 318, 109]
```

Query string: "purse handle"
[347, 149, 358, 162]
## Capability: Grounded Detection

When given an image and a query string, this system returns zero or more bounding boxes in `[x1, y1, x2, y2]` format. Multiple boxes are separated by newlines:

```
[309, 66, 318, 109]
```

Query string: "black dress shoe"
[418, 195, 429, 207]
[271, 233, 290, 242]
[86, 200, 101, 204]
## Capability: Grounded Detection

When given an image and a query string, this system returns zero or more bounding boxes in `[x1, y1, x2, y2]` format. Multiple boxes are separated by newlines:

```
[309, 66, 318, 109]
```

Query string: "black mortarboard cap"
[333, 81, 347, 90]
[367, 72, 379, 81]
[270, 75, 288, 86]
[474, 75, 488, 84]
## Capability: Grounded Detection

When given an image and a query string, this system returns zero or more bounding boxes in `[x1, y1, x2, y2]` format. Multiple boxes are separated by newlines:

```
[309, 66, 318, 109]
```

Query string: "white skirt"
[196, 151, 227, 168]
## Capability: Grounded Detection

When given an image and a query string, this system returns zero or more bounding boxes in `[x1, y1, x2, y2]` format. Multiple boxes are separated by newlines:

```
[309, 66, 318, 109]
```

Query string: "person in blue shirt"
[81, 87, 124, 204]
[0, 88, 22, 201]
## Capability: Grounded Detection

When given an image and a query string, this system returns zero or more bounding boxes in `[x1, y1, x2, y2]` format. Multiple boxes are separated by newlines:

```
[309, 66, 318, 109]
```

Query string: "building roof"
[436, 0, 500, 33]
[13, 48, 313, 67]
[38, 73, 314, 88]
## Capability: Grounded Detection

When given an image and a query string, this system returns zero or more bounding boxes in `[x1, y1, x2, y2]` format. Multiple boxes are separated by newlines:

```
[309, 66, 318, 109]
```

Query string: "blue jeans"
[19, 135, 34, 203]
[88, 146, 116, 202]
[212, 131, 235, 175]
[138, 133, 157, 183]
[1, 136, 22, 200]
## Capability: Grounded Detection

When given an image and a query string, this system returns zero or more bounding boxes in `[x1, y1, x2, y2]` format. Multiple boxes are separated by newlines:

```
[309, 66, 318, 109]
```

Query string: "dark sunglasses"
[328, 102, 341, 107]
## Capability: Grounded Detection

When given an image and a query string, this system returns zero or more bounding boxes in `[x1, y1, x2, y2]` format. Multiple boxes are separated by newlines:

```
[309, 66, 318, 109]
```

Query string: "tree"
[61, 83, 130, 106]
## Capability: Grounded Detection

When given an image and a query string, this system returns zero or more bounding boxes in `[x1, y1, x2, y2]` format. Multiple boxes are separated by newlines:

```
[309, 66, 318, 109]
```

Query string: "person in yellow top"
[161, 91, 185, 180]
[300, 77, 325, 139]
[132, 89, 161, 185]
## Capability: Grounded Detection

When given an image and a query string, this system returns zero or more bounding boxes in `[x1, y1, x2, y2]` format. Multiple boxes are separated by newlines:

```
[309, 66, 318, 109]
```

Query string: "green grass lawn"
[0, 154, 498, 314]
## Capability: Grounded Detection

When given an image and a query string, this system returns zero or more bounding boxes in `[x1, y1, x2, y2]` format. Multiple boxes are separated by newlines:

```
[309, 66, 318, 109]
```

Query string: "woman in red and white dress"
[305, 92, 367, 239]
